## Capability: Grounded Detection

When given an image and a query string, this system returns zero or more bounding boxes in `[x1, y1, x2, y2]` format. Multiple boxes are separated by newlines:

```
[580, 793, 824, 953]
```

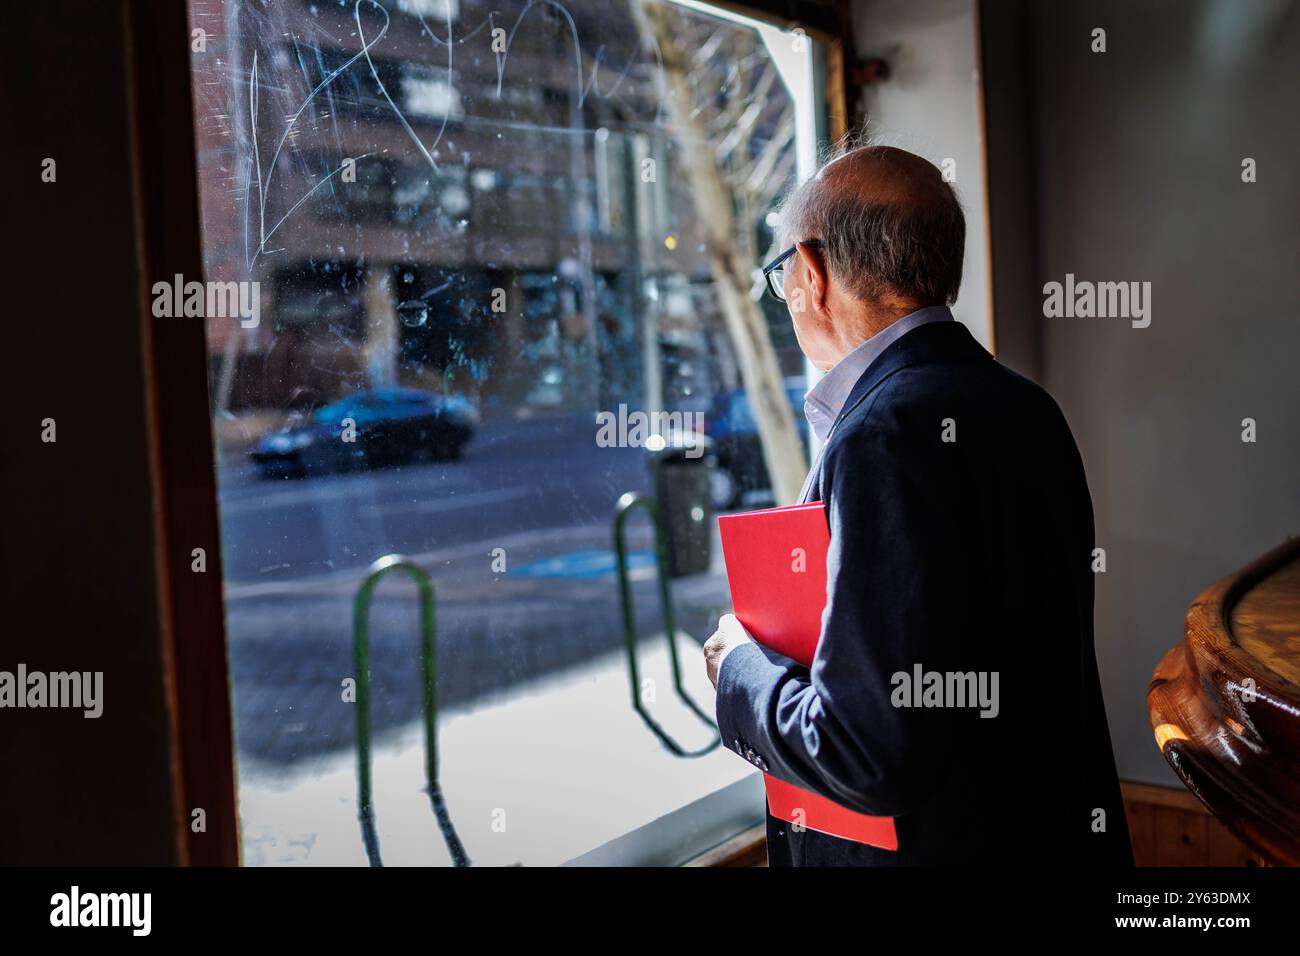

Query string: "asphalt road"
[215, 413, 732, 768]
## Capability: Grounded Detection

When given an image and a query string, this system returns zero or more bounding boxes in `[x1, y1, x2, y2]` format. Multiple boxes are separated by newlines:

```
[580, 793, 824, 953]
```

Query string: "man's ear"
[795, 241, 830, 314]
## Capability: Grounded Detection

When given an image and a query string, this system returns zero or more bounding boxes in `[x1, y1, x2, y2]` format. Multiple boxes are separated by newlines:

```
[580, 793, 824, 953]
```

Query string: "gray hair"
[780, 144, 966, 307]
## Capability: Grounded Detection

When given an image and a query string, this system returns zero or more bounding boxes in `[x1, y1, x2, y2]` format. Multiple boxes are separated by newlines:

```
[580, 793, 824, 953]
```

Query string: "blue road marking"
[510, 549, 655, 579]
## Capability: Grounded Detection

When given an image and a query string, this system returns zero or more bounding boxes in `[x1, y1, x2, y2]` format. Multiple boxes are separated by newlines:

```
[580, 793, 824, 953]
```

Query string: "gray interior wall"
[1026, 0, 1300, 785]
[850, 0, 994, 350]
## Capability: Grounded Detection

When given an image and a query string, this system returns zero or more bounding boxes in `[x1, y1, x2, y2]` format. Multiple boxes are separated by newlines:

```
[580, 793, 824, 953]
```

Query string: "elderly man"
[705, 145, 1132, 867]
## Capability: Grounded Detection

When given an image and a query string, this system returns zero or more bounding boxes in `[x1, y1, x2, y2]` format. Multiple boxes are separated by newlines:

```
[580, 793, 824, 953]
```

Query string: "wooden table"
[1149, 537, 1300, 865]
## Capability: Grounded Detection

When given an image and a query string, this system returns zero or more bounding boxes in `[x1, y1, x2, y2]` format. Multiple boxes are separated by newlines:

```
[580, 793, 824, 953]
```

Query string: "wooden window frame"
[125, 0, 239, 866]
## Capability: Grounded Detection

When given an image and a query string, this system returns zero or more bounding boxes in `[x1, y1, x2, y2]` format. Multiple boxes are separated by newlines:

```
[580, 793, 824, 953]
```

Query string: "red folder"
[717, 502, 899, 851]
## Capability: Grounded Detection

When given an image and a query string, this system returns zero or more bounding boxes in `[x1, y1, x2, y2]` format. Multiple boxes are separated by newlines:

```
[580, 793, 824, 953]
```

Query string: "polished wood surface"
[1232, 557, 1300, 687]
[1149, 537, 1300, 866]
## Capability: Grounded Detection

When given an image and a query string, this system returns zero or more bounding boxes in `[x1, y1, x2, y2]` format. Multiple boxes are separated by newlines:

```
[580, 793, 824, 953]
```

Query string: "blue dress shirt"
[803, 305, 955, 442]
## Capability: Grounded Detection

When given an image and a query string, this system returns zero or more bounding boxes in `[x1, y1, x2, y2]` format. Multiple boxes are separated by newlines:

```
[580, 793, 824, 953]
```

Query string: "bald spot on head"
[811, 146, 952, 216]
[779, 145, 966, 308]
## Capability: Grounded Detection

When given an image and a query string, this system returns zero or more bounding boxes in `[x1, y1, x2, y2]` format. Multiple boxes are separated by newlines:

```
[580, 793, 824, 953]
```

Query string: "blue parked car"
[704, 377, 809, 510]
[250, 388, 476, 479]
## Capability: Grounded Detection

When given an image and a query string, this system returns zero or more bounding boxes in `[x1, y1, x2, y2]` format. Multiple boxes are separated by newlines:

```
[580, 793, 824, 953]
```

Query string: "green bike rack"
[613, 493, 721, 758]
[353, 554, 469, 867]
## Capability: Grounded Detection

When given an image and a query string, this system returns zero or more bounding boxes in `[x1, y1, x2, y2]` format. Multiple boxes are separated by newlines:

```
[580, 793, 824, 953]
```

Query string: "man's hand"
[704, 613, 753, 689]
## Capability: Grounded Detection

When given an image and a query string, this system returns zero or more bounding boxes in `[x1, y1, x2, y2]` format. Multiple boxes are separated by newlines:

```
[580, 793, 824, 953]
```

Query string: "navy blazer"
[715, 320, 1132, 866]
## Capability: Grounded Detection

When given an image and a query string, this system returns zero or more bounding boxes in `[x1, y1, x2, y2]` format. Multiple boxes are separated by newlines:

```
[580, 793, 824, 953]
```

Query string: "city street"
[215, 413, 733, 770]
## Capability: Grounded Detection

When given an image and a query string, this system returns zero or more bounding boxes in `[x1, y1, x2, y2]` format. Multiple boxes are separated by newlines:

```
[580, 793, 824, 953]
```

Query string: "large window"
[190, 0, 822, 865]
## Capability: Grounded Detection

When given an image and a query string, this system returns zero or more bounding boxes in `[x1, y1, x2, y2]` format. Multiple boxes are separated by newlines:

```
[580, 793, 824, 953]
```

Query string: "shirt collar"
[803, 305, 955, 442]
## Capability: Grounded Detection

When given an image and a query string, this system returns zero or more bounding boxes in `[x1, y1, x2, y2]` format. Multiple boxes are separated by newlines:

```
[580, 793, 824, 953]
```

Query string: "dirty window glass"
[189, 0, 819, 866]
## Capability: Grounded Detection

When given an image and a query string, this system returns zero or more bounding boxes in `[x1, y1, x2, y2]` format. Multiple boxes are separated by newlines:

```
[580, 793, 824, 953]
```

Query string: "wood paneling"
[1122, 783, 1268, 868]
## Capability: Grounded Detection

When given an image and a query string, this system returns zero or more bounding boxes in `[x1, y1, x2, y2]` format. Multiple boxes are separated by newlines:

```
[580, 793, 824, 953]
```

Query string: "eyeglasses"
[761, 240, 822, 302]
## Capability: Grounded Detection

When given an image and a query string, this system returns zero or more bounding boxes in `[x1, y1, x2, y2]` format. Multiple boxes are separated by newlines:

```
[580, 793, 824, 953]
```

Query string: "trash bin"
[647, 429, 714, 578]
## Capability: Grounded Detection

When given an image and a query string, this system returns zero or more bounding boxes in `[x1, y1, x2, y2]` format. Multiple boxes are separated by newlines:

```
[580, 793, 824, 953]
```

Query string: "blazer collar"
[798, 320, 986, 504]
[829, 318, 984, 436]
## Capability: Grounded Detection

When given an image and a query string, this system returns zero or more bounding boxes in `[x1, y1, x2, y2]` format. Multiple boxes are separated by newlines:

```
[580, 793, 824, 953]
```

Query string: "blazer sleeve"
[715, 396, 956, 818]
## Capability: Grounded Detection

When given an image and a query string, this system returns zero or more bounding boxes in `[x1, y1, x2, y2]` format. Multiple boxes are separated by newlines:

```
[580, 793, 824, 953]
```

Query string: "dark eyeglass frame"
[761, 239, 823, 302]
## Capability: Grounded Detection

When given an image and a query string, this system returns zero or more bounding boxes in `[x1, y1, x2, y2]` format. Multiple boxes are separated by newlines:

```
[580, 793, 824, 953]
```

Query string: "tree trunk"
[631, 0, 806, 505]
[364, 265, 398, 389]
